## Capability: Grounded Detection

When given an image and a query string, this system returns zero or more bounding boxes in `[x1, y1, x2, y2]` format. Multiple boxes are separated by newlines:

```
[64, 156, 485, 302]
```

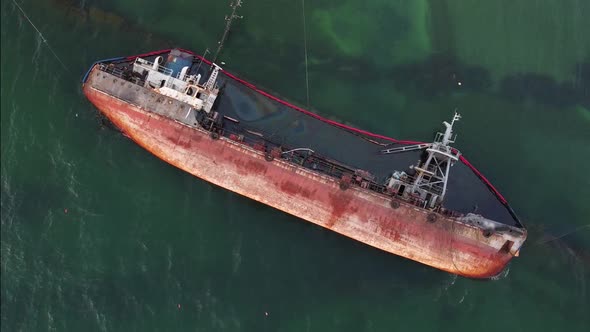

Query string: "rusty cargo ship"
[82, 48, 527, 278]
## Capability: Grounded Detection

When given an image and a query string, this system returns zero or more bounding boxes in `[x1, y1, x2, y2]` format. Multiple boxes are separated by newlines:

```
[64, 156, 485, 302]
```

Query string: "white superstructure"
[132, 56, 220, 113]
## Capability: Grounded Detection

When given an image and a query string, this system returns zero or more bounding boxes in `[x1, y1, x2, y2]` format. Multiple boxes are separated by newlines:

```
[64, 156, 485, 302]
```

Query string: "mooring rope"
[536, 224, 590, 245]
[12, 0, 70, 73]
[301, 0, 310, 107]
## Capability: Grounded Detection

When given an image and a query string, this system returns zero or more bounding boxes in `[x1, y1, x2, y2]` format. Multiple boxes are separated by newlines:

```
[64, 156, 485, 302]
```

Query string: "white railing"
[98, 63, 124, 78]
[134, 58, 173, 76]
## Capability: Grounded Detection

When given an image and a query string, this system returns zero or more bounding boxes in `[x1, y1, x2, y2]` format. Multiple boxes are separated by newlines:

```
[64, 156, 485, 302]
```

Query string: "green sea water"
[1, 0, 589, 331]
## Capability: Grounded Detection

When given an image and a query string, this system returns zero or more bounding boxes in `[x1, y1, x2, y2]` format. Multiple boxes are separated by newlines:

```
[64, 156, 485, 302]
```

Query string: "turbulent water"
[1, 0, 589, 331]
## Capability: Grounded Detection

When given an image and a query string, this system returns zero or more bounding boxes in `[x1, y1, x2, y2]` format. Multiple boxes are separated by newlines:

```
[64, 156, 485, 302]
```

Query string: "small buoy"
[265, 312, 269, 316]
[75, 113, 79, 117]
[64, 208, 68, 214]
[457, 82, 462, 86]
[177, 304, 181, 309]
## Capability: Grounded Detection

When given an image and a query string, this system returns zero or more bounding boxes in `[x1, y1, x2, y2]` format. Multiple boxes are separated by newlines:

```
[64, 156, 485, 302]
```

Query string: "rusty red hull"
[83, 69, 521, 278]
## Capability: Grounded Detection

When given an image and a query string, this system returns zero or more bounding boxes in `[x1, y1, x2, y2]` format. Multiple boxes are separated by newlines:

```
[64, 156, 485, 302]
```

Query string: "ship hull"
[83, 68, 519, 278]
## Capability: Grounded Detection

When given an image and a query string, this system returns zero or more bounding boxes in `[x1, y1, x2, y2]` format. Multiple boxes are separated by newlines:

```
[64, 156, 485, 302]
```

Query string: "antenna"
[441, 111, 461, 146]
[452, 111, 462, 124]
[195, 48, 210, 74]
[212, 0, 243, 64]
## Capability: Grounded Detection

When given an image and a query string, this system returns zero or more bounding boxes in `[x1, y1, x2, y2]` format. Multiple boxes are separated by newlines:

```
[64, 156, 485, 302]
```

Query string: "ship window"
[196, 92, 202, 98]
[187, 87, 194, 95]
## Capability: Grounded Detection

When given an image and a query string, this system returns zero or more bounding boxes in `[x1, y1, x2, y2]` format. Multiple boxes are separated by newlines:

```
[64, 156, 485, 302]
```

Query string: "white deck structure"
[132, 56, 221, 113]
[384, 113, 463, 208]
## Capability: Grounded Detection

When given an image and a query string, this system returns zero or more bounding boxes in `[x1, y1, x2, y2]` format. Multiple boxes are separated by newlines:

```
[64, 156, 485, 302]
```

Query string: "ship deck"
[83, 49, 523, 228]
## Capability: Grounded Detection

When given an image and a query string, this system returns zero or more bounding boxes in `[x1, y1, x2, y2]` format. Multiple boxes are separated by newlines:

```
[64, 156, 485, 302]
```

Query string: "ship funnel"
[179, 66, 189, 80]
[153, 56, 163, 70]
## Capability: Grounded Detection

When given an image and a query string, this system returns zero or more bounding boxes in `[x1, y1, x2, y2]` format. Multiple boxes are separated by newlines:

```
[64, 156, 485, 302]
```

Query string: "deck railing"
[213, 122, 459, 214]
[98, 64, 146, 87]
[215, 122, 393, 197]
[134, 58, 173, 76]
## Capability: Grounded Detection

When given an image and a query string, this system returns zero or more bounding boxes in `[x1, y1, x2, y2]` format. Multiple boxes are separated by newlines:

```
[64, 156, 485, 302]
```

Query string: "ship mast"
[212, 0, 244, 64]
[412, 112, 461, 203]
[382, 112, 462, 208]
